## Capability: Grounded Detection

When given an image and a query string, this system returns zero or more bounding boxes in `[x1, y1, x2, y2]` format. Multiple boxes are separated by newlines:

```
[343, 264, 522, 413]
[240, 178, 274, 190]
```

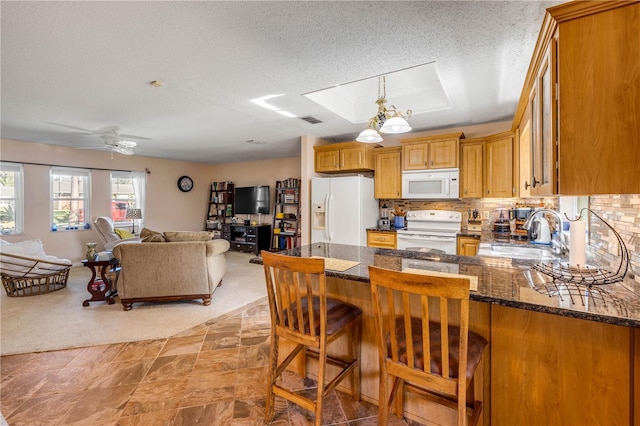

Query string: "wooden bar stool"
[262, 251, 362, 425]
[369, 266, 487, 426]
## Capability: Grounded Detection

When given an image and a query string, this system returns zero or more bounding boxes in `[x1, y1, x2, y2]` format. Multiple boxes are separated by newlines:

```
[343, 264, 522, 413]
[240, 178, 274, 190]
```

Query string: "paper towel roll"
[569, 220, 586, 268]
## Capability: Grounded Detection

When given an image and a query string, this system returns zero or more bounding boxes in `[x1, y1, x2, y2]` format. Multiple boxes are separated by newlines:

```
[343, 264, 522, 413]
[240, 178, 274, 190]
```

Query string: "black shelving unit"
[271, 178, 301, 251]
[222, 224, 271, 255]
[206, 181, 234, 232]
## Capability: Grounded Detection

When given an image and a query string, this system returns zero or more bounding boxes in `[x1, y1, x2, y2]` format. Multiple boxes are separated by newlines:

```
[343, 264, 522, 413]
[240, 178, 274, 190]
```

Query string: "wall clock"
[177, 176, 194, 192]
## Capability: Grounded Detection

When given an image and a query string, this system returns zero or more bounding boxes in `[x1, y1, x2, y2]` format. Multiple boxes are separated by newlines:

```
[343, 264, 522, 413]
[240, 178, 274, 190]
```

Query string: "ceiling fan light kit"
[356, 75, 412, 143]
[46, 123, 150, 156]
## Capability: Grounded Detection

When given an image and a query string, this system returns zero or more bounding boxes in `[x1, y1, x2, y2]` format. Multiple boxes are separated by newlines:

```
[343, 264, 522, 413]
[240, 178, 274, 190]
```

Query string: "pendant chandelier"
[356, 76, 412, 143]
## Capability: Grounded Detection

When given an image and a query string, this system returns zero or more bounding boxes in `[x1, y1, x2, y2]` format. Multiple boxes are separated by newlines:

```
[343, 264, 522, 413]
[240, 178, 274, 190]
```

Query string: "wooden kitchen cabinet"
[484, 131, 514, 198]
[518, 39, 556, 197]
[457, 235, 479, 256]
[367, 230, 397, 249]
[314, 141, 379, 173]
[400, 132, 463, 170]
[512, 1, 640, 195]
[460, 140, 484, 198]
[491, 305, 631, 426]
[516, 100, 533, 198]
[374, 146, 402, 199]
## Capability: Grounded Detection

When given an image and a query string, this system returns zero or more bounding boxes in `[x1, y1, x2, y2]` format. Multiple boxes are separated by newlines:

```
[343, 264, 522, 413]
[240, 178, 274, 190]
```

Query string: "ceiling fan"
[44, 122, 151, 156]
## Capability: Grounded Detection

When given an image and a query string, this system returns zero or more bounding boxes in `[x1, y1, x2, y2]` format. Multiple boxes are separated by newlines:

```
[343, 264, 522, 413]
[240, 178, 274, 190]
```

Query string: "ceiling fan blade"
[118, 133, 152, 141]
[73, 146, 110, 151]
[93, 126, 120, 134]
[44, 121, 96, 133]
[46, 122, 150, 144]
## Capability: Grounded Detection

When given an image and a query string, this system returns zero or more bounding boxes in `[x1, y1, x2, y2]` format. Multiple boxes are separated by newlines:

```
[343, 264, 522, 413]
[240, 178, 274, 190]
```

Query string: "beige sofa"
[113, 238, 230, 311]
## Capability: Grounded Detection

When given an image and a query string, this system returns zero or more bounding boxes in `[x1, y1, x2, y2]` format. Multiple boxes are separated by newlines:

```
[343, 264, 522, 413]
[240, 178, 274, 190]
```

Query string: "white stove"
[396, 210, 462, 254]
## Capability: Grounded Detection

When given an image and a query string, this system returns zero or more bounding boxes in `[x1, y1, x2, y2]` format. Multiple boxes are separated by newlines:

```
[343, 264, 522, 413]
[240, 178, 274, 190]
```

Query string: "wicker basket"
[1, 252, 71, 297]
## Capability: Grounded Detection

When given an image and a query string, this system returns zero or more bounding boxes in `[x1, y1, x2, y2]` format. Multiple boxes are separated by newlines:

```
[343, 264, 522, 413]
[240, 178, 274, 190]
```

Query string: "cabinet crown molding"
[399, 131, 465, 145]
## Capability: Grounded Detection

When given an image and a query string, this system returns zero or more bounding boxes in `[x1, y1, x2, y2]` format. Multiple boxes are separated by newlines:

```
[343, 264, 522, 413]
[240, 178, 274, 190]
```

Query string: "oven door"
[396, 233, 457, 254]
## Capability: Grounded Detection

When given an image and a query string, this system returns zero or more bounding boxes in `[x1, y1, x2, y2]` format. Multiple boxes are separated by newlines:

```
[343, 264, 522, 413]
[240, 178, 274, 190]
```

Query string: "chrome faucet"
[522, 209, 567, 255]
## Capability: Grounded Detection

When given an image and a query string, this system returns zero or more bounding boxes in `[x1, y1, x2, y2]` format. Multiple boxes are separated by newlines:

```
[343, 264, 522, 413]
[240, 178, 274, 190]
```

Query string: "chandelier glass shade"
[380, 115, 412, 134]
[356, 76, 412, 143]
[356, 128, 383, 143]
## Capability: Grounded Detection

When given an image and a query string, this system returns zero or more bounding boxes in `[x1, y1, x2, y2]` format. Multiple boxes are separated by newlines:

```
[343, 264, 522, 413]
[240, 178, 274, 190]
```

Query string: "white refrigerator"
[311, 176, 378, 246]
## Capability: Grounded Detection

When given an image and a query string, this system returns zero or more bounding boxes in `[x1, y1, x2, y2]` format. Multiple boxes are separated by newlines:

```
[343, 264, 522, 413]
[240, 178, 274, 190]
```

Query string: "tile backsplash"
[588, 194, 640, 283]
[381, 197, 558, 232]
[381, 194, 640, 284]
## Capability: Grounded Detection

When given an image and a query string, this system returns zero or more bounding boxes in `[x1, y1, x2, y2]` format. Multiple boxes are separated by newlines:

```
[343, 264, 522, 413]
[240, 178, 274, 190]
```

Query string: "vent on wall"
[299, 115, 323, 124]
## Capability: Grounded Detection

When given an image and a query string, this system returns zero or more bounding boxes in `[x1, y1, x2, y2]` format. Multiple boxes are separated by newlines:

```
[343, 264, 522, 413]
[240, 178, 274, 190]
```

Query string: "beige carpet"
[0, 251, 267, 356]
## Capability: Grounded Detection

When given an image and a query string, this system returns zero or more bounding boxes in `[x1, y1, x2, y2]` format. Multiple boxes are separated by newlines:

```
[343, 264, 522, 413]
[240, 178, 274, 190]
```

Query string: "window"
[0, 162, 24, 235]
[51, 167, 90, 231]
[110, 171, 146, 228]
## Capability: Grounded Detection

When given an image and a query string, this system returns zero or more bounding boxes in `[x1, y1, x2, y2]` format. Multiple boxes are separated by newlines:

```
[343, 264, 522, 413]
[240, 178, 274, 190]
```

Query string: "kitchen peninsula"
[252, 243, 640, 425]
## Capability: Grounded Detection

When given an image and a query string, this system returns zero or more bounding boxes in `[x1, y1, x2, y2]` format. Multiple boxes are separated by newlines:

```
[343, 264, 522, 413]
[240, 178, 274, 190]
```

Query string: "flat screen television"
[234, 185, 270, 215]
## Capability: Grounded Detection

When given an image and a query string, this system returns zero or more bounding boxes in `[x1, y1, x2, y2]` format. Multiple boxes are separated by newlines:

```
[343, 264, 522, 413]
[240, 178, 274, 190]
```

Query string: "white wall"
[210, 155, 301, 225]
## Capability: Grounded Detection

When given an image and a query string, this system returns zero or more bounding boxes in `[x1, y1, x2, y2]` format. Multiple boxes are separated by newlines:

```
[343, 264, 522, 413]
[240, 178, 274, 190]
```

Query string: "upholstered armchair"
[93, 216, 140, 251]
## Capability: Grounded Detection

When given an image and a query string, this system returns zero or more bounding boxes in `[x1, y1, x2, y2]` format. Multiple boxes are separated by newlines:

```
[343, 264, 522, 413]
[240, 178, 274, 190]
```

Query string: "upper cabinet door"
[340, 146, 365, 169]
[555, 2, 640, 194]
[374, 147, 402, 199]
[518, 100, 533, 198]
[402, 143, 429, 170]
[428, 140, 459, 169]
[484, 133, 514, 198]
[461, 141, 484, 198]
[532, 39, 557, 196]
[315, 149, 340, 173]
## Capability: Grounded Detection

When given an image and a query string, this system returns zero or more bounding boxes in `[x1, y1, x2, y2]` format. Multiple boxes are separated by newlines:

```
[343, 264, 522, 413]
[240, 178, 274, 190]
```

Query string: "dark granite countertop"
[252, 243, 640, 328]
[366, 227, 401, 233]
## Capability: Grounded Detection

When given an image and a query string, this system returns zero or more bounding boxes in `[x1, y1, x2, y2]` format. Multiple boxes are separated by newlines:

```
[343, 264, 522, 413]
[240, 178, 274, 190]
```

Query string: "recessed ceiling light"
[149, 80, 163, 87]
[250, 94, 296, 118]
[245, 139, 268, 145]
[250, 94, 282, 110]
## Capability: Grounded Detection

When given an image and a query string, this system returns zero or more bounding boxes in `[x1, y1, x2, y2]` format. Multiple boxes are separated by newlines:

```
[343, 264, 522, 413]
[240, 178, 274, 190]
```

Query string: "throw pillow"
[140, 227, 166, 243]
[1, 239, 47, 258]
[114, 228, 135, 239]
[163, 231, 214, 242]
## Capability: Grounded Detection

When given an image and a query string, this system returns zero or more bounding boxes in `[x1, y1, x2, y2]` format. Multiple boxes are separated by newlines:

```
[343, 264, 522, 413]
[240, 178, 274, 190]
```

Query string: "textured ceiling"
[0, 1, 562, 164]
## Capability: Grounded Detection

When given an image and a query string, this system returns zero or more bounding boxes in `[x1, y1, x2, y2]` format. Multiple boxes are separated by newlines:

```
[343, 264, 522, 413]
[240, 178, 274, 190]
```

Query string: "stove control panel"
[406, 210, 462, 222]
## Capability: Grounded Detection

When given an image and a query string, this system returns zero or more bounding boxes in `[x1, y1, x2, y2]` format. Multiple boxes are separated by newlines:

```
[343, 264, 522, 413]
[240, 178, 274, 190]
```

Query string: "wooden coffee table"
[82, 258, 120, 306]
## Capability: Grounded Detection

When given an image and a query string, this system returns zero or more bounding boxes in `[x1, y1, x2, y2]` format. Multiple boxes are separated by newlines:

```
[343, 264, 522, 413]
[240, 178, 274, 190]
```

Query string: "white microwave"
[401, 168, 460, 199]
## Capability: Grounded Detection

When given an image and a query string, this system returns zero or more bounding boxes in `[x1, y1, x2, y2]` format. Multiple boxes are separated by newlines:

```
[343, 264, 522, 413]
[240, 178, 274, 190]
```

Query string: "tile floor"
[1, 299, 418, 426]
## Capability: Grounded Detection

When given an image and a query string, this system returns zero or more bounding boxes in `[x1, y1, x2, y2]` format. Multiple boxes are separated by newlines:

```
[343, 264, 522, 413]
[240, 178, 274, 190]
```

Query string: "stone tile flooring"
[1, 299, 417, 425]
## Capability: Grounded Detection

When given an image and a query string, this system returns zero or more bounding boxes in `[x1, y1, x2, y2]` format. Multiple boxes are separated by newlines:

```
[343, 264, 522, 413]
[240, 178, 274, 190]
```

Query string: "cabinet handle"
[524, 181, 531, 190]
[531, 176, 540, 188]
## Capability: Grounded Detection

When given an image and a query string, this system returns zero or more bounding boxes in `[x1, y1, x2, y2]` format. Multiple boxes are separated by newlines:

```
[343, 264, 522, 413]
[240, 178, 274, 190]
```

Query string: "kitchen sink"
[477, 243, 556, 260]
